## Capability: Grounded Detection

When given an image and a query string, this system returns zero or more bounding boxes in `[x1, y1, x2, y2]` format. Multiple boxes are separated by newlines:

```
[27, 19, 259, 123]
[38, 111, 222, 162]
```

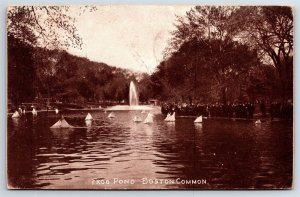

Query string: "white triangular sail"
[143, 112, 154, 124]
[85, 113, 93, 120]
[255, 119, 261, 124]
[12, 111, 20, 118]
[169, 113, 176, 121]
[133, 115, 142, 122]
[50, 120, 62, 128]
[60, 119, 73, 128]
[194, 115, 203, 123]
[108, 112, 115, 118]
[50, 117, 73, 128]
[32, 108, 37, 115]
[55, 108, 59, 114]
[165, 113, 175, 122]
[164, 113, 170, 121]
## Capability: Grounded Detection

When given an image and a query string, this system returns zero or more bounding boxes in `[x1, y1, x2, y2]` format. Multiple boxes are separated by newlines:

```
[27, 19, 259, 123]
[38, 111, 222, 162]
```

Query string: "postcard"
[7, 5, 293, 189]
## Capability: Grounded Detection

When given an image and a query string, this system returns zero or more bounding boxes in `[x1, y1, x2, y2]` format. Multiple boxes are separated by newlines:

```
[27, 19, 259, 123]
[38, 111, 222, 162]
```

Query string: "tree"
[234, 6, 293, 100]
[161, 6, 261, 103]
[8, 36, 36, 106]
[7, 6, 96, 106]
[166, 6, 239, 56]
[7, 6, 96, 49]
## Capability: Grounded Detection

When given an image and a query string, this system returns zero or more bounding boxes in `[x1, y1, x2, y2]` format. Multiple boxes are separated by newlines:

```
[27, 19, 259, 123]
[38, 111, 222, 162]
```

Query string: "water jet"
[106, 81, 153, 111]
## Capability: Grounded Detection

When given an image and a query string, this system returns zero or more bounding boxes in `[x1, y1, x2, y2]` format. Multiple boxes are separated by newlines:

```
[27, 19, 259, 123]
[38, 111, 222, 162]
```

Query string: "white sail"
[194, 115, 203, 123]
[165, 113, 175, 122]
[32, 108, 37, 115]
[255, 119, 261, 124]
[50, 120, 62, 128]
[12, 111, 20, 118]
[85, 113, 93, 120]
[50, 117, 73, 128]
[164, 113, 170, 121]
[143, 113, 154, 124]
[108, 112, 115, 118]
[55, 108, 59, 114]
[169, 113, 176, 121]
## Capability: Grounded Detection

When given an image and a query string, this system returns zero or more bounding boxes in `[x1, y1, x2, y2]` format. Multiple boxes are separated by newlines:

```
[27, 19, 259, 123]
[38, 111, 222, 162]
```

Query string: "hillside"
[7, 35, 150, 108]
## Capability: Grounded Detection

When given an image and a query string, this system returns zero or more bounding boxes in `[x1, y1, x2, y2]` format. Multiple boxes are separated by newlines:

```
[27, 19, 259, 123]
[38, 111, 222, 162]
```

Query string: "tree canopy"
[7, 6, 293, 107]
[8, 39, 143, 106]
[234, 6, 293, 99]
[153, 6, 293, 103]
[7, 6, 96, 49]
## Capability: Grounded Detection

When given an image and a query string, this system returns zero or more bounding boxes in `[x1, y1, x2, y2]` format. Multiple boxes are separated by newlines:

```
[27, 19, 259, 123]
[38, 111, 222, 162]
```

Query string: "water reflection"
[7, 111, 293, 189]
[11, 118, 20, 128]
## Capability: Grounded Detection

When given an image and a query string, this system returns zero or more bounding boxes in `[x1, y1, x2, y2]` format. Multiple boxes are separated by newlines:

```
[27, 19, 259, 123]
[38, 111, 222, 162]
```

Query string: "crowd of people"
[161, 101, 293, 120]
[269, 101, 293, 120]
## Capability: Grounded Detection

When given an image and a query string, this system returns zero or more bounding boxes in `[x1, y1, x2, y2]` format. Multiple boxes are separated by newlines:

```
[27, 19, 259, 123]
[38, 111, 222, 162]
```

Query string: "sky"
[67, 5, 193, 73]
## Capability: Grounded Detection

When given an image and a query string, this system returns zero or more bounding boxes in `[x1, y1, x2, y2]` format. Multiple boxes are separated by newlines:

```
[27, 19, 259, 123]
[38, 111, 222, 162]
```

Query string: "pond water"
[7, 110, 293, 189]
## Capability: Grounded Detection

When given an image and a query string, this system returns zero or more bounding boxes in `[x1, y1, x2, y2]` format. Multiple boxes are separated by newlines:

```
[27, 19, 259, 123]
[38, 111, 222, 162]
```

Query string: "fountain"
[106, 81, 153, 111]
[129, 81, 139, 106]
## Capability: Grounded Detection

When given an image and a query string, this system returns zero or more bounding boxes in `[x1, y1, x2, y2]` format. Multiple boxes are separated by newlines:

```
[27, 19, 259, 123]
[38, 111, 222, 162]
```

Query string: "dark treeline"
[7, 6, 293, 109]
[161, 101, 293, 120]
[149, 6, 293, 104]
[8, 35, 148, 107]
[7, 6, 151, 109]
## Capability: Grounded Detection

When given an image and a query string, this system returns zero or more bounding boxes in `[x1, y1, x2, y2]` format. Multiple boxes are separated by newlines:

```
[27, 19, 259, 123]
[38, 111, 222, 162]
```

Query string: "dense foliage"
[8, 35, 145, 106]
[151, 6, 293, 103]
[7, 6, 293, 107]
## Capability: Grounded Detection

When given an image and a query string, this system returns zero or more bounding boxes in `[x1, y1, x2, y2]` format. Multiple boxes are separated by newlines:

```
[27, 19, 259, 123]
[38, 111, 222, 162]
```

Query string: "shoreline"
[6, 108, 105, 115]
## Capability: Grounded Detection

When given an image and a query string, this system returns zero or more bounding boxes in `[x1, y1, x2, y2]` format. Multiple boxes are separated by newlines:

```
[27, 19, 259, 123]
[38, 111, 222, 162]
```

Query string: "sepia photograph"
[6, 5, 293, 189]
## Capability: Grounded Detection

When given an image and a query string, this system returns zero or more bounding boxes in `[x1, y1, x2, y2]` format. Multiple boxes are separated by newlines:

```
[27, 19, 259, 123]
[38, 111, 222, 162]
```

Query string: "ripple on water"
[7, 111, 293, 189]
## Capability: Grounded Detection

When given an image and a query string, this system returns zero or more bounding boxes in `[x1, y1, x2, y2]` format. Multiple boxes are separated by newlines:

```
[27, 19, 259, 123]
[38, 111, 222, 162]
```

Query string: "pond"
[7, 110, 293, 189]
